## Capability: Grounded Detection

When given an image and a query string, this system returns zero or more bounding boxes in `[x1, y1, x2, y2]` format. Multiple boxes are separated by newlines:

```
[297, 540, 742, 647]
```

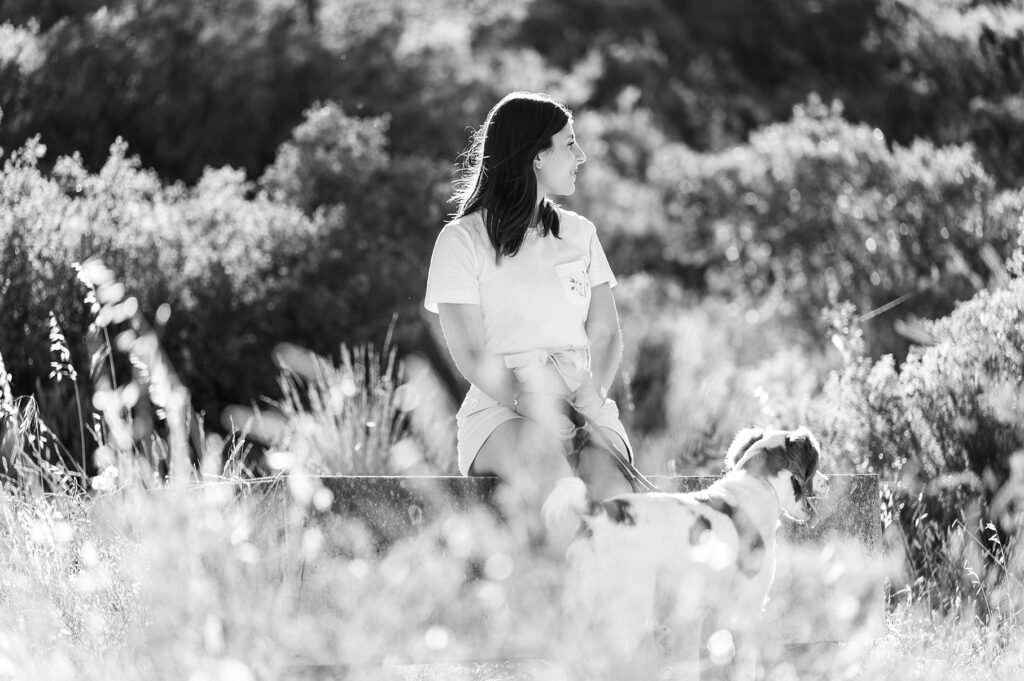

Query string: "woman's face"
[535, 121, 586, 199]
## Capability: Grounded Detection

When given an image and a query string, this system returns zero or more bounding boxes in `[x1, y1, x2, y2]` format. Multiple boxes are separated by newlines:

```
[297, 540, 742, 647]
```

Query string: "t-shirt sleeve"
[584, 219, 617, 288]
[424, 222, 481, 313]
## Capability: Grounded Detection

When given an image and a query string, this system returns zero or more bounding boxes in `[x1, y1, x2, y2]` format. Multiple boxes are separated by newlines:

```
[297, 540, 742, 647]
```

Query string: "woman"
[424, 91, 632, 501]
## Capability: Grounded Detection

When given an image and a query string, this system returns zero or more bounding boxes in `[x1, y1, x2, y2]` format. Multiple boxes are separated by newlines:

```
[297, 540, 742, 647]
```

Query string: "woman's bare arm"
[436, 302, 519, 407]
[584, 283, 623, 395]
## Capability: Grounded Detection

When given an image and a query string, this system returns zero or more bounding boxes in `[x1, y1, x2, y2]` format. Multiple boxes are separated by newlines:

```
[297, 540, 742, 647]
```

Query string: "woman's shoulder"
[554, 205, 597, 237]
[436, 211, 488, 246]
[441, 211, 487, 238]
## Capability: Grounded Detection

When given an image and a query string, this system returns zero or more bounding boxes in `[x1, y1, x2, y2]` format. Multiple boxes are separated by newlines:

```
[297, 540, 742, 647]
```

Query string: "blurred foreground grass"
[1, 259, 1022, 680]
[0, 473, 1021, 680]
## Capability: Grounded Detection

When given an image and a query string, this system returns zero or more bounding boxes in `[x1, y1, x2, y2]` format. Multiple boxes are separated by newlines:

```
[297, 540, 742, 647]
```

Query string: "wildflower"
[0, 350, 13, 412]
[48, 312, 78, 383]
[91, 466, 119, 493]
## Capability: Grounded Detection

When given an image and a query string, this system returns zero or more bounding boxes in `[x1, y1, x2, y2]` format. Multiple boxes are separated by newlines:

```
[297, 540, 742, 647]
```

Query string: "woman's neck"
[533, 197, 552, 228]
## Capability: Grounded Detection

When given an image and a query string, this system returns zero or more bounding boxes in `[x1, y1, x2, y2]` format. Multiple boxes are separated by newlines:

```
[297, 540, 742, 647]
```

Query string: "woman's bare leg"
[469, 418, 575, 549]
[470, 418, 572, 483]
[576, 436, 632, 500]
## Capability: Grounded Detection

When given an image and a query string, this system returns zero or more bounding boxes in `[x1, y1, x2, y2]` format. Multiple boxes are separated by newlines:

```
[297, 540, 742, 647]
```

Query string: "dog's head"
[724, 426, 828, 526]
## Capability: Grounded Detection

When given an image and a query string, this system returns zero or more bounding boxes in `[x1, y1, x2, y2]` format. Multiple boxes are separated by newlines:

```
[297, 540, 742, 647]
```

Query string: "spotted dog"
[543, 426, 828, 681]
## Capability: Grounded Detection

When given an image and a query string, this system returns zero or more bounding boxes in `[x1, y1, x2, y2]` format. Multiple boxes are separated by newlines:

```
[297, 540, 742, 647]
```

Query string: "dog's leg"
[567, 536, 658, 679]
[659, 617, 703, 681]
[557, 542, 598, 679]
[651, 570, 706, 681]
[732, 638, 759, 681]
[728, 577, 773, 681]
[720, 605, 763, 681]
[560, 539, 655, 680]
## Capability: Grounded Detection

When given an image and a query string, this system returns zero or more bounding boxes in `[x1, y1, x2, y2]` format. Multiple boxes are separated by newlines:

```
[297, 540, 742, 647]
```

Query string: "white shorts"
[456, 387, 634, 476]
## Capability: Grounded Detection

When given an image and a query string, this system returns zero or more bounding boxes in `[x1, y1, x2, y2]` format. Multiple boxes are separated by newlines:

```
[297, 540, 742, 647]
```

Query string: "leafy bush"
[812, 270, 1024, 611]
[0, 0, 531, 184]
[0, 101, 457, 458]
[614, 273, 837, 474]
[517, 0, 1024, 187]
[0, 136, 323, 454]
[258, 101, 452, 364]
[817, 278, 1024, 485]
[869, 0, 1024, 188]
[0, 0, 106, 30]
[578, 99, 1020, 469]
[569, 105, 684, 281]
[0, 0, 334, 182]
[646, 97, 1021, 360]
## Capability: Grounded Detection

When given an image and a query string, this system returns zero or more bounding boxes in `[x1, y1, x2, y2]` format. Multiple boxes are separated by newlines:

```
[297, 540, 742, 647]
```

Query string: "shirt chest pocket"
[554, 260, 591, 308]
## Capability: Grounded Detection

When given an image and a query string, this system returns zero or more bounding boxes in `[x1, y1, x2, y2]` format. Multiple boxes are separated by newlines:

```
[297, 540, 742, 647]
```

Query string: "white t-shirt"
[424, 207, 617, 356]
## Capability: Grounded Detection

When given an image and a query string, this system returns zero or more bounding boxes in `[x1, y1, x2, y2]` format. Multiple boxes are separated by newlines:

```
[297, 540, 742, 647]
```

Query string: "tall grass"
[220, 334, 457, 478]
[0, 259, 1022, 680]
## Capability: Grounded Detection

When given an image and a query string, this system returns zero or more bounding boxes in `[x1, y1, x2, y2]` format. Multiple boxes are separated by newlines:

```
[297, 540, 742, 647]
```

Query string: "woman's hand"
[513, 392, 577, 440]
[570, 380, 606, 421]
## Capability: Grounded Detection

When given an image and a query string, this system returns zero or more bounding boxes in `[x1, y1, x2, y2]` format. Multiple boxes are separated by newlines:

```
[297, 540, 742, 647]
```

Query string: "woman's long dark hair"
[451, 91, 572, 260]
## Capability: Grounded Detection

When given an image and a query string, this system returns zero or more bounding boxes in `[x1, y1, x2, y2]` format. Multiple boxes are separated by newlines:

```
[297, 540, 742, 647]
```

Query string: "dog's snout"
[804, 498, 820, 529]
[813, 472, 830, 499]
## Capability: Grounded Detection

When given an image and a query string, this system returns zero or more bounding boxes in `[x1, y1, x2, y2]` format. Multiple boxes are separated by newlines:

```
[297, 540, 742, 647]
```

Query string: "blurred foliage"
[0, 103, 454, 463]
[0, 136, 322, 451]
[0, 0, 533, 182]
[647, 96, 1021, 360]
[515, 0, 1024, 187]
[3, 0, 1024, 616]
[614, 274, 839, 475]
[258, 102, 450, 353]
[601, 98, 1020, 473]
[817, 277, 1024, 492]
[0, 0, 334, 182]
[0, 0, 107, 30]
[813, 272, 1024, 610]
[567, 94, 1021, 362]
[2, 0, 1021, 400]
[6, 0, 1024, 184]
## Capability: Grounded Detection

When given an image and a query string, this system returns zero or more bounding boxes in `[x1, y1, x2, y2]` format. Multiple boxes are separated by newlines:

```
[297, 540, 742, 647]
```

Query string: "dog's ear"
[732, 428, 814, 482]
[784, 426, 821, 493]
[724, 427, 765, 471]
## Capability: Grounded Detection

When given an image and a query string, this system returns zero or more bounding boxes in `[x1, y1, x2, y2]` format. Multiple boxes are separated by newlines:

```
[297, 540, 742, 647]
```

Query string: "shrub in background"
[572, 100, 1021, 448]
[817, 277, 1023, 488]
[0, 136, 323, 461]
[813, 268, 1024, 614]
[258, 101, 452, 375]
[0, 0, 529, 184]
[648, 96, 1022, 361]
[0, 102, 457, 463]
[517, 0, 1024, 188]
[569, 103, 713, 290]
[7, 0, 1024, 193]
[614, 273, 837, 474]
[0, 0, 334, 182]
